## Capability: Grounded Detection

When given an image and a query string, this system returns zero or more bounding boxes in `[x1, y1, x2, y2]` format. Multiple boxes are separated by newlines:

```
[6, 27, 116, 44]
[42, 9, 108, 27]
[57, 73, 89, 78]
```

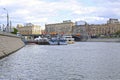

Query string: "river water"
[0, 42, 120, 80]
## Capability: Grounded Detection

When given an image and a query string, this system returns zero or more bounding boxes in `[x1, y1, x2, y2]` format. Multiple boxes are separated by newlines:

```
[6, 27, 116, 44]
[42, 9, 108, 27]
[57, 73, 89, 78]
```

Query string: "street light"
[3, 8, 9, 32]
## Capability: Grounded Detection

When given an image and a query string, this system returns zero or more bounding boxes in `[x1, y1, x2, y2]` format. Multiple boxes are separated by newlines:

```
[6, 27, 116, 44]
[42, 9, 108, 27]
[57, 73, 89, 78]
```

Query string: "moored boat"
[34, 36, 50, 45]
[49, 37, 58, 45]
[49, 37, 67, 45]
[59, 38, 67, 45]
[63, 35, 75, 44]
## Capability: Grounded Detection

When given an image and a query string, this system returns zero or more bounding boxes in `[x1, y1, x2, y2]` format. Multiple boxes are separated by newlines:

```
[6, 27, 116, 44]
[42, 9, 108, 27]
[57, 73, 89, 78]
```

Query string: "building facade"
[107, 18, 119, 24]
[17, 23, 42, 35]
[72, 18, 120, 38]
[73, 21, 88, 36]
[45, 20, 74, 35]
[87, 19, 120, 37]
[87, 24, 108, 36]
[45, 19, 120, 37]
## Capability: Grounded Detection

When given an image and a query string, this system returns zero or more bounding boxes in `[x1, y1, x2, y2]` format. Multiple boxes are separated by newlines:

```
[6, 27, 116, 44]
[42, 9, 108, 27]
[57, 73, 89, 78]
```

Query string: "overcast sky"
[0, 0, 120, 28]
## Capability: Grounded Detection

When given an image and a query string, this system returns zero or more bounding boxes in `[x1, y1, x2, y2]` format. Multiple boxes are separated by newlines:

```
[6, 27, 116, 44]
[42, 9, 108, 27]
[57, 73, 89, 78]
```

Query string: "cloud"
[75, 16, 108, 24]
[0, 0, 15, 6]
[0, 0, 120, 27]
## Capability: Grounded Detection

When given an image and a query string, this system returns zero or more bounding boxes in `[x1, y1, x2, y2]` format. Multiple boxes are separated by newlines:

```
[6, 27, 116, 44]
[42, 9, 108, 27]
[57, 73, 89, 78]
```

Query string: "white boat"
[63, 35, 75, 44]
[59, 38, 67, 45]
[49, 37, 58, 45]
[49, 37, 67, 45]
[34, 36, 49, 45]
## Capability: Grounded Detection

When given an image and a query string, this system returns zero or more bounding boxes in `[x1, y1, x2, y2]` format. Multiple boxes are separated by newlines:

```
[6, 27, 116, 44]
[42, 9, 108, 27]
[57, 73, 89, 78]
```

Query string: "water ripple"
[0, 42, 120, 80]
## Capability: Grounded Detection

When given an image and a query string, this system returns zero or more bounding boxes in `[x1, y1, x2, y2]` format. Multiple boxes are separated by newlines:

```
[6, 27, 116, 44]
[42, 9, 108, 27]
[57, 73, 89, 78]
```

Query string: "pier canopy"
[75, 33, 81, 36]
[50, 32, 57, 35]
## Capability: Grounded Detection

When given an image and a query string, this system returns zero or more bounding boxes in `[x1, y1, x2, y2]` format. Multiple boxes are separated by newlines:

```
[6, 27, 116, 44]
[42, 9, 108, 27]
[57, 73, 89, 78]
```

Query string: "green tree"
[11, 28, 18, 34]
[115, 30, 120, 35]
[114, 30, 120, 37]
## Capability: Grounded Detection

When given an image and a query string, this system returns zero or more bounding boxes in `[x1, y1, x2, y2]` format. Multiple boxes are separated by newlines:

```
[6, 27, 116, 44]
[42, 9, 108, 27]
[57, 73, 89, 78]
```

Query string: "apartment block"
[17, 23, 42, 35]
[45, 20, 75, 35]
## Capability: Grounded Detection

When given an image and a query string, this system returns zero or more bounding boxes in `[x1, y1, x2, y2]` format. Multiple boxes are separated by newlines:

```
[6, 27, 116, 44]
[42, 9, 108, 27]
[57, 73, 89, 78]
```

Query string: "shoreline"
[86, 38, 120, 42]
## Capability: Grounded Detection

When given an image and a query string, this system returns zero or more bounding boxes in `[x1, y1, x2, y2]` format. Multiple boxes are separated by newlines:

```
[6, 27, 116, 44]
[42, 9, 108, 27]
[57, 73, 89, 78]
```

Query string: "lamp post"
[3, 8, 9, 32]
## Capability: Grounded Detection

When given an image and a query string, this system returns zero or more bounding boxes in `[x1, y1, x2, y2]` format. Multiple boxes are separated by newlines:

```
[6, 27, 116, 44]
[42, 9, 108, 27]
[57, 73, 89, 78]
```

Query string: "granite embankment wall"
[0, 31, 25, 59]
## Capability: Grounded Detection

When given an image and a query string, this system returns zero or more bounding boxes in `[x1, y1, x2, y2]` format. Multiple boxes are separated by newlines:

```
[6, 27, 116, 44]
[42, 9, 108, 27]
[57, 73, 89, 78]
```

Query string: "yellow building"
[45, 20, 75, 35]
[17, 23, 42, 35]
[72, 19, 120, 38]
[87, 18, 120, 37]
[73, 21, 88, 36]
[88, 24, 108, 36]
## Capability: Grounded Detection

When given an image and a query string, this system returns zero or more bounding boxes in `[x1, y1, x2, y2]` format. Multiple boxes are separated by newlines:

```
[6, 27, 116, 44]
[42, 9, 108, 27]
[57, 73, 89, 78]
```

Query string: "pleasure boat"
[59, 38, 67, 45]
[34, 36, 49, 45]
[63, 35, 75, 44]
[49, 37, 67, 45]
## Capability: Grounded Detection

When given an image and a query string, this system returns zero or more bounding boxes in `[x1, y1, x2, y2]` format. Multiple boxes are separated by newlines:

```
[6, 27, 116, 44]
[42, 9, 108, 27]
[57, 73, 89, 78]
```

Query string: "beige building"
[107, 18, 119, 24]
[73, 21, 88, 36]
[88, 24, 108, 36]
[17, 23, 42, 35]
[87, 19, 120, 37]
[45, 20, 75, 35]
[72, 18, 120, 38]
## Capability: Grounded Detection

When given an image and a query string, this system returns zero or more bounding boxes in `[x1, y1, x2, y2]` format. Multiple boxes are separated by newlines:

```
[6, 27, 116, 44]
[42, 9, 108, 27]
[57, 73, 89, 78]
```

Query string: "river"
[0, 42, 120, 80]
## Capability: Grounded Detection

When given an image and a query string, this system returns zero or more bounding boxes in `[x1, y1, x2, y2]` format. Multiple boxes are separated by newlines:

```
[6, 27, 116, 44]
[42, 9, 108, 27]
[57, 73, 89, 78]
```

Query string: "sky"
[0, 0, 120, 29]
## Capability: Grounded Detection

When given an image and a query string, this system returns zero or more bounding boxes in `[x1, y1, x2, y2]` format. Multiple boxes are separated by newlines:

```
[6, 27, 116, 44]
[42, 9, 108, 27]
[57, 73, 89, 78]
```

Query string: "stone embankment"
[87, 38, 120, 42]
[0, 31, 25, 59]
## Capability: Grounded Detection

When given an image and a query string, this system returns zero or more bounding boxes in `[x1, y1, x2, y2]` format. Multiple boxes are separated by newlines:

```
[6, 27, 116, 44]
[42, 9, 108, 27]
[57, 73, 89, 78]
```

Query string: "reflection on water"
[0, 42, 120, 80]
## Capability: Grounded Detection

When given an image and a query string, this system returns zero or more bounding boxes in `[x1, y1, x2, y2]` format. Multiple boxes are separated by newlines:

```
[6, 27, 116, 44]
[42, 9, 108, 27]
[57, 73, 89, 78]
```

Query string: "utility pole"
[3, 8, 9, 32]
[10, 20, 12, 32]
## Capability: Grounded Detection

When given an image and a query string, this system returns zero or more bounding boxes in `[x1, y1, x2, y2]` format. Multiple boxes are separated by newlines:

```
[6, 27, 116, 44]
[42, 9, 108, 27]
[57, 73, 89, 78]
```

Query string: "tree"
[114, 30, 120, 37]
[11, 28, 18, 34]
[115, 30, 120, 35]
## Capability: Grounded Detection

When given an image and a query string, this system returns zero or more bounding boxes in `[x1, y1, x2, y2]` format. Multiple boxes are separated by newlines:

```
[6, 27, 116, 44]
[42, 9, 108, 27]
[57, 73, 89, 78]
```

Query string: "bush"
[11, 28, 18, 34]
